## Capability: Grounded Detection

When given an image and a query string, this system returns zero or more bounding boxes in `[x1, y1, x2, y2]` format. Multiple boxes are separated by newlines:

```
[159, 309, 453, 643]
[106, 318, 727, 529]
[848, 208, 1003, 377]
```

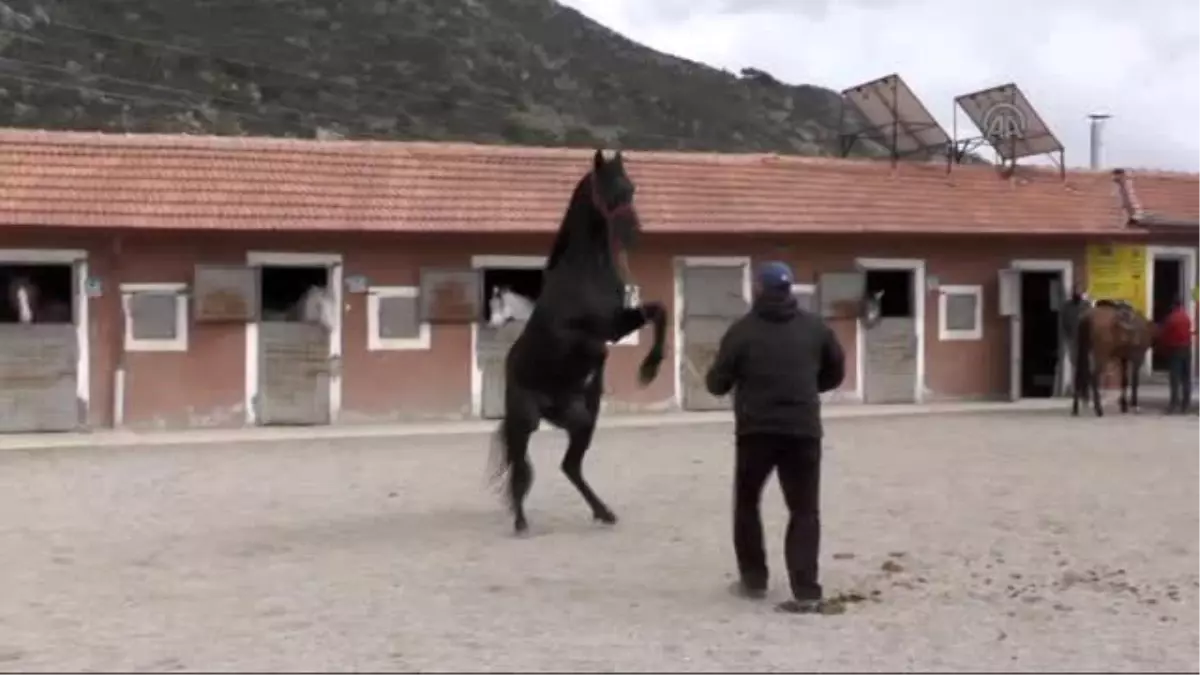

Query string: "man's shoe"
[729, 580, 767, 600]
[774, 598, 824, 614]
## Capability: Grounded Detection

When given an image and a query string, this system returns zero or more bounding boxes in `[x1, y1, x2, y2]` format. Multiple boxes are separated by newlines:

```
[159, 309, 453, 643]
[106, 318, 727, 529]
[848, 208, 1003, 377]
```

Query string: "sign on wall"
[1086, 243, 1146, 316]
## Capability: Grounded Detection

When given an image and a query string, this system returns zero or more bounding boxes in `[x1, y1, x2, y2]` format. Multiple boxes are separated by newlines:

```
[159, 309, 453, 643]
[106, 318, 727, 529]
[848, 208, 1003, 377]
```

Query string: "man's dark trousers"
[1167, 346, 1193, 412]
[733, 432, 822, 601]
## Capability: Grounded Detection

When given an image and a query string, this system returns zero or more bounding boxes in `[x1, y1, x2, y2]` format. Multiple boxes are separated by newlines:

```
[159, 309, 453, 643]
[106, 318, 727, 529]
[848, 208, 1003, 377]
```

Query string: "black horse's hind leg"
[559, 368, 617, 525]
[500, 397, 539, 534]
[1091, 356, 1105, 417]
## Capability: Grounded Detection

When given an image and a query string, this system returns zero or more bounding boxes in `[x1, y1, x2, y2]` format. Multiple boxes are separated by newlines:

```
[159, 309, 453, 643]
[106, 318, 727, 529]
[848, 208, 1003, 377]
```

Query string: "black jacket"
[704, 291, 846, 438]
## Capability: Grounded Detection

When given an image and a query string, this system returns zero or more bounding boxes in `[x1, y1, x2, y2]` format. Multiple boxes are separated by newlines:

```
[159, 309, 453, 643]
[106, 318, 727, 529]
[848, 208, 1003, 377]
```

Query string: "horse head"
[862, 289, 884, 327]
[300, 285, 335, 330]
[488, 286, 508, 327]
[6, 276, 36, 323]
[547, 150, 641, 282]
[487, 286, 534, 327]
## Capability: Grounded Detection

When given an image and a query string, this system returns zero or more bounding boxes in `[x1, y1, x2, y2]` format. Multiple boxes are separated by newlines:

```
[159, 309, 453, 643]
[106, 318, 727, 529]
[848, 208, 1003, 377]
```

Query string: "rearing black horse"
[489, 149, 667, 534]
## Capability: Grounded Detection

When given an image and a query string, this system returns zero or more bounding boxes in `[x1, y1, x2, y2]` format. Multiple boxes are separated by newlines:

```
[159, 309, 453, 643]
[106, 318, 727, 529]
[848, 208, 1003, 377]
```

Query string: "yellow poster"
[1086, 243, 1147, 315]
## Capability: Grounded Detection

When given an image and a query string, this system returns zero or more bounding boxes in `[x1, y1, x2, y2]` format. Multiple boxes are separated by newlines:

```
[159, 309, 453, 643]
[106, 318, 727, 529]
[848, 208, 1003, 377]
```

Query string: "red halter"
[589, 171, 633, 223]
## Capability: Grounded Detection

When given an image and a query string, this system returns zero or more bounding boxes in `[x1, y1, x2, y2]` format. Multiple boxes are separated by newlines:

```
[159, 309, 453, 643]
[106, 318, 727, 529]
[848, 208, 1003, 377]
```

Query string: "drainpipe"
[1088, 113, 1111, 171]
[110, 234, 126, 428]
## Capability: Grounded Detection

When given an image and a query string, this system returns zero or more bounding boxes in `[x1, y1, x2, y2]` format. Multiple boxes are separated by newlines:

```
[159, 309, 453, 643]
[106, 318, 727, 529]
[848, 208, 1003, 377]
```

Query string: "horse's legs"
[609, 302, 667, 385]
[1130, 357, 1141, 413]
[1118, 358, 1129, 414]
[1090, 355, 1105, 417]
[499, 394, 539, 534]
[560, 368, 617, 525]
[1080, 345, 1089, 415]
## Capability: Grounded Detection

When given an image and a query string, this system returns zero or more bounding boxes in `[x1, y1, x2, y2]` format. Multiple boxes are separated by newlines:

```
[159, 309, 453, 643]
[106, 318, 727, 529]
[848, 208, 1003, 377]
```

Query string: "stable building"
[0, 129, 1195, 432]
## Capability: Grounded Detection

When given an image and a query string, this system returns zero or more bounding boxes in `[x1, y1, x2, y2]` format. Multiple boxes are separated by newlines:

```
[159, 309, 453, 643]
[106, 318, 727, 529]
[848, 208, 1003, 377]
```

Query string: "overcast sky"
[559, 0, 1199, 172]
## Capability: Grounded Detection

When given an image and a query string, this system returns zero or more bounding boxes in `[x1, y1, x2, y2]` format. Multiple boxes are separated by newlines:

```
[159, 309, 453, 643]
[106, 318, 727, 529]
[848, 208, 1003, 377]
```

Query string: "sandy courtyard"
[0, 412, 1196, 672]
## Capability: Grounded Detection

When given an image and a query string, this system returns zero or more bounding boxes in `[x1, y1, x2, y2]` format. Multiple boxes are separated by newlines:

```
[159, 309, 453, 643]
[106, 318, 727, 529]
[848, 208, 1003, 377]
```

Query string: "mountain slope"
[0, 0, 891, 156]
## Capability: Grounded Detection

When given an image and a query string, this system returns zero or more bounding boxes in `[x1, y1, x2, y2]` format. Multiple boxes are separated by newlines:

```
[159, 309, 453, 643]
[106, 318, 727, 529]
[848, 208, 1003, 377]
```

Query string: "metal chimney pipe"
[1088, 113, 1111, 170]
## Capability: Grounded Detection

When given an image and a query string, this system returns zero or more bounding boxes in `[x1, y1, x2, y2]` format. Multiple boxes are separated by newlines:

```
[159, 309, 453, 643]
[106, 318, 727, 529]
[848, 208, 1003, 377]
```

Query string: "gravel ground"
[0, 412, 1196, 673]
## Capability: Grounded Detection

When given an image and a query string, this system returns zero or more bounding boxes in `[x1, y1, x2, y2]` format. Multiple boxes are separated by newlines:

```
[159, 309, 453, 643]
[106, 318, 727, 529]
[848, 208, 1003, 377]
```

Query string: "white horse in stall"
[262, 285, 336, 330]
[300, 284, 336, 330]
[4, 276, 71, 324]
[487, 286, 535, 327]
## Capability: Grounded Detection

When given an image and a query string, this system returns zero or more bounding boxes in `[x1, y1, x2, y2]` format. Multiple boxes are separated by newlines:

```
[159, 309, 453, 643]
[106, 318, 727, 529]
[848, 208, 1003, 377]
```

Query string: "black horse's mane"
[545, 174, 595, 273]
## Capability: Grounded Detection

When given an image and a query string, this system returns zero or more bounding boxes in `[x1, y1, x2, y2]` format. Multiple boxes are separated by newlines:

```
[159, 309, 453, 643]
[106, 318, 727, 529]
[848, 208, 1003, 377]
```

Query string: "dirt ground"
[0, 412, 1195, 673]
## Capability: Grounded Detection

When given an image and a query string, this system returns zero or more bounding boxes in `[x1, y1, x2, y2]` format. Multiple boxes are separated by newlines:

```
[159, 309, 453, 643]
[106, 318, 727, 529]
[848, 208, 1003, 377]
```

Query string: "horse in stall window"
[1072, 298, 1156, 417]
[3, 276, 71, 324]
[261, 285, 335, 330]
[488, 149, 667, 535]
[487, 286, 535, 327]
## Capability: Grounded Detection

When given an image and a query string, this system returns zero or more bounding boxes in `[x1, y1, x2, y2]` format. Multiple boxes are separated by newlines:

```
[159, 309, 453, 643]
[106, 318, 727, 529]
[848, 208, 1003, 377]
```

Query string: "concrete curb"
[0, 399, 1070, 452]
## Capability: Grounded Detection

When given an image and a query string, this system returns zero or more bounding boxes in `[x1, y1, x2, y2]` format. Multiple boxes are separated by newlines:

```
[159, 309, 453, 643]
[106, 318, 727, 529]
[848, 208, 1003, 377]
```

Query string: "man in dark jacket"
[705, 261, 846, 614]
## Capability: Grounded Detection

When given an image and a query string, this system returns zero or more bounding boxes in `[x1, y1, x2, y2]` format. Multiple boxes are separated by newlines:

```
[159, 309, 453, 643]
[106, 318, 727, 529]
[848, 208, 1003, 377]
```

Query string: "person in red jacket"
[1158, 297, 1194, 414]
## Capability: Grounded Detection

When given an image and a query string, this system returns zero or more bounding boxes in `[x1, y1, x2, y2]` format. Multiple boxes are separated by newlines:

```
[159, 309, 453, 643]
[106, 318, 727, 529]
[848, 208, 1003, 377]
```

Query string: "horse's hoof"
[593, 510, 618, 526]
[514, 518, 529, 535]
[638, 360, 662, 386]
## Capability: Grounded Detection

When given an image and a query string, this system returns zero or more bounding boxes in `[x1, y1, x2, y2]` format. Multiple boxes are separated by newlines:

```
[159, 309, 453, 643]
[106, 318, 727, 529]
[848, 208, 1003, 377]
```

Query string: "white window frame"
[937, 284, 984, 342]
[366, 285, 430, 351]
[612, 284, 641, 347]
[790, 283, 816, 311]
[121, 282, 189, 352]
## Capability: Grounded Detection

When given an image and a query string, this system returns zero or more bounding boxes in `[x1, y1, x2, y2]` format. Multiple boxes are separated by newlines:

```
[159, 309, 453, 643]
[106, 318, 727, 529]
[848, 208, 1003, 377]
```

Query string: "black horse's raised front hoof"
[637, 351, 664, 386]
[593, 509, 619, 526]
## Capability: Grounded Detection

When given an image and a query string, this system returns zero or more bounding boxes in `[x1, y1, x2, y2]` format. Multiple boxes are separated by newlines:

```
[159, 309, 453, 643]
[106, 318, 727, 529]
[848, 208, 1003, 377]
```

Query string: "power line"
[1, 26, 570, 142]
[0, 71, 325, 136]
[1, 22, 732, 147]
[0, 54, 368, 133]
[13, 21, 507, 117]
[0, 21, 823, 151]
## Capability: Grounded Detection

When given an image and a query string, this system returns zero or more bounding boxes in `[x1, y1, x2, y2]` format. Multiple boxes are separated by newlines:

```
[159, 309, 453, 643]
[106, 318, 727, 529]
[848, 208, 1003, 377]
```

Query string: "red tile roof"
[0, 128, 1192, 236]
[1113, 169, 1199, 228]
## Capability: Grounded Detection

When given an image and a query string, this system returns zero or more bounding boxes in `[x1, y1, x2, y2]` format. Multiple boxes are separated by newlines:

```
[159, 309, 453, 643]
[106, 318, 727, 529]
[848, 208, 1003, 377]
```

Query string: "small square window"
[122, 283, 189, 352]
[367, 286, 431, 350]
[938, 285, 983, 341]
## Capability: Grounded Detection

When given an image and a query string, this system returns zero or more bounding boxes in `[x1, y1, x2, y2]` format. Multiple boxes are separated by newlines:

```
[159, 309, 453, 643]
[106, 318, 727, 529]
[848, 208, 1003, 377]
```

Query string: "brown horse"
[1071, 300, 1156, 417]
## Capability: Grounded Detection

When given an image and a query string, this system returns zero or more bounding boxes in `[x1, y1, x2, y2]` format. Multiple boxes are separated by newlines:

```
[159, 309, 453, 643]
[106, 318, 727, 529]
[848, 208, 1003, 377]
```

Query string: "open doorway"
[861, 267, 918, 404]
[1151, 256, 1184, 372]
[1019, 270, 1060, 398]
[0, 263, 74, 324]
[260, 265, 329, 322]
[482, 267, 543, 324]
[865, 269, 914, 318]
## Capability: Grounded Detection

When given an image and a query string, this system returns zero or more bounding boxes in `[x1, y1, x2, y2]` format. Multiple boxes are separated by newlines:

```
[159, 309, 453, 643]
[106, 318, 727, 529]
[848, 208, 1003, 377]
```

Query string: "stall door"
[680, 264, 748, 410]
[863, 317, 918, 404]
[478, 321, 526, 419]
[0, 324, 80, 432]
[257, 321, 331, 425]
[998, 269, 1021, 401]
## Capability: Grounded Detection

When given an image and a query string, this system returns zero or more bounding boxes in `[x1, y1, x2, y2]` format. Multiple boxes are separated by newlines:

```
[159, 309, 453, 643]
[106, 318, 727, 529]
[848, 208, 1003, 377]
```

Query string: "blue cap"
[757, 261, 794, 291]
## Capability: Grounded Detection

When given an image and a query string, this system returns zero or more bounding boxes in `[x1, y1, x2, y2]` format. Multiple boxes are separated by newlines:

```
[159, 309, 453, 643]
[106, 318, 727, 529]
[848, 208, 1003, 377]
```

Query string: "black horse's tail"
[1073, 314, 1093, 398]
